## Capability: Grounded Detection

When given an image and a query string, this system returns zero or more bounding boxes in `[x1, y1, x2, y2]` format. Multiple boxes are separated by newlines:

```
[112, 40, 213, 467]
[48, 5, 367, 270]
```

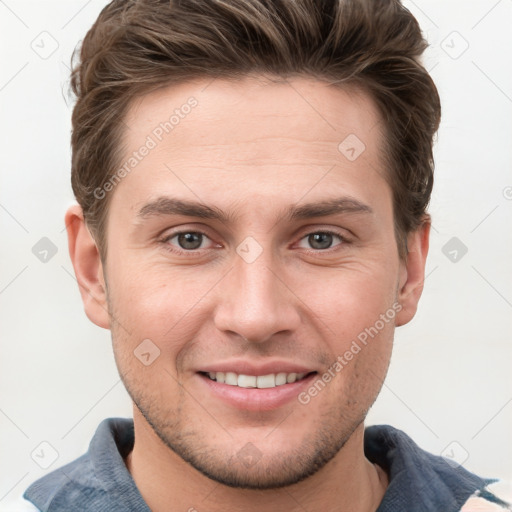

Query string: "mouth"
[199, 370, 316, 388]
[197, 370, 318, 411]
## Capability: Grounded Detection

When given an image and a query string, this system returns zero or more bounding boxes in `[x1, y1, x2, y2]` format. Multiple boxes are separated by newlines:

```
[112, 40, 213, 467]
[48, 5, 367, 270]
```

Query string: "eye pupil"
[309, 233, 333, 250]
[178, 232, 202, 250]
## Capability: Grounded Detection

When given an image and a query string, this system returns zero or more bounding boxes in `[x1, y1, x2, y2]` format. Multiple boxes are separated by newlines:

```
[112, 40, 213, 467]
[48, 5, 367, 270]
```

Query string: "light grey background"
[1, 0, 511, 509]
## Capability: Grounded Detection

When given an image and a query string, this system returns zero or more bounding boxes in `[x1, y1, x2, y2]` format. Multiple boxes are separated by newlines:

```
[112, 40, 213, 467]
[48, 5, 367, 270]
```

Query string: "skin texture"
[66, 76, 429, 512]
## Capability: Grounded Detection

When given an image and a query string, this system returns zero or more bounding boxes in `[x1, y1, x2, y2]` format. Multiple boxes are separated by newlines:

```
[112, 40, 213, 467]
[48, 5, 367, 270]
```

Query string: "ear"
[395, 218, 430, 327]
[65, 204, 110, 329]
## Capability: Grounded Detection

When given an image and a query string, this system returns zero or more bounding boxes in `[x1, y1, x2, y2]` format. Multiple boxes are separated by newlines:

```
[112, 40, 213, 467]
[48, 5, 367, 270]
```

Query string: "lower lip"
[197, 372, 317, 411]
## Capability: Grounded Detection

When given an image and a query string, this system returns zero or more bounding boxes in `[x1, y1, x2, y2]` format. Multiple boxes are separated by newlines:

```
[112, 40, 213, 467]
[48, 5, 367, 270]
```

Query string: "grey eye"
[307, 233, 335, 250]
[176, 232, 204, 250]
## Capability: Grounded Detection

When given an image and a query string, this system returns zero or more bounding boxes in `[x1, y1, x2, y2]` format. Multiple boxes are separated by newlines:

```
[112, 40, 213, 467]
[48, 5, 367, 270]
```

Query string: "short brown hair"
[70, 0, 441, 260]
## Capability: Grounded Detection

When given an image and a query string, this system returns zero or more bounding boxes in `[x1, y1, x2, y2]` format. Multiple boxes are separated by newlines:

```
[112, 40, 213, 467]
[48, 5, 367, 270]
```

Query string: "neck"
[125, 408, 388, 512]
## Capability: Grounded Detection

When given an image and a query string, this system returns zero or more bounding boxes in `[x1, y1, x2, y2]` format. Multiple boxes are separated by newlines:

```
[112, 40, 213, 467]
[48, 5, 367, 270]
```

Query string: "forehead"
[123, 75, 383, 152]
[114, 75, 388, 217]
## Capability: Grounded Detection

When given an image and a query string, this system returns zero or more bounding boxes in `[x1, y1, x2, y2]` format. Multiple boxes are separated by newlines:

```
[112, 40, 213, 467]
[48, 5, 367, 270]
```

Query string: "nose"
[212, 240, 302, 344]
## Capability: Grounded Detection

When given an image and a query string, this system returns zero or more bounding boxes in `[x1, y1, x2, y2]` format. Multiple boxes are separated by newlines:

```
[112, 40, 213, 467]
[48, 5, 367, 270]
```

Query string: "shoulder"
[22, 450, 100, 511]
[365, 424, 511, 512]
[22, 418, 143, 512]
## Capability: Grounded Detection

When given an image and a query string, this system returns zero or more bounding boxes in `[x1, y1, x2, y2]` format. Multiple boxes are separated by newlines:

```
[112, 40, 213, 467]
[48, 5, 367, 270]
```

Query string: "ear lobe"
[65, 204, 110, 329]
[395, 219, 430, 327]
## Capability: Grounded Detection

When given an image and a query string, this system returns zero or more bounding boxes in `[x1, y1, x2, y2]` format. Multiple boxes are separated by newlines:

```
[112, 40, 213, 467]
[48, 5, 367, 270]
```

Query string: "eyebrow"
[136, 196, 373, 224]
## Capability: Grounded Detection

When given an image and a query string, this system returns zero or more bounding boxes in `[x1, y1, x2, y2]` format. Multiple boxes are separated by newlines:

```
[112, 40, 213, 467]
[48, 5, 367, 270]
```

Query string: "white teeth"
[225, 372, 238, 386]
[275, 372, 287, 386]
[256, 374, 275, 388]
[238, 374, 257, 388]
[205, 371, 311, 388]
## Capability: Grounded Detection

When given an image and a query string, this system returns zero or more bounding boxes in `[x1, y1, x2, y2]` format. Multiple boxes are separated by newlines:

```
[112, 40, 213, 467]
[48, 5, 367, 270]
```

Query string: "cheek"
[108, 261, 205, 325]
[320, 313, 395, 412]
[105, 262, 221, 369]
[306, 266, 399, 344]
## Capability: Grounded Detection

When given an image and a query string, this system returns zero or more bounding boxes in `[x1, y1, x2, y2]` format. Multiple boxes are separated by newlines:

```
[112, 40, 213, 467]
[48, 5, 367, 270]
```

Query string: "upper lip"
[197, 360, 317, 376]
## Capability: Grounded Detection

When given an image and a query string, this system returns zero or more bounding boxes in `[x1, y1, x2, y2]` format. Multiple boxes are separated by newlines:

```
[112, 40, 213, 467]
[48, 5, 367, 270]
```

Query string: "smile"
[197, 370, 318, 411]
[202, 371, 314, 388]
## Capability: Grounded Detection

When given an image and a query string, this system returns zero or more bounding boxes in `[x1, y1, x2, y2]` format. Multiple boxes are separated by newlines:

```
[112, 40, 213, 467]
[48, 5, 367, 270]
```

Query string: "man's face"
[99, 76, 408, 488]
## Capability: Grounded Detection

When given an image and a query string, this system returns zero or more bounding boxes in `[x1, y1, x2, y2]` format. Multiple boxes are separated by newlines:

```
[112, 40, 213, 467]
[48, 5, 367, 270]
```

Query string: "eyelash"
[158, 229, 349, 256]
